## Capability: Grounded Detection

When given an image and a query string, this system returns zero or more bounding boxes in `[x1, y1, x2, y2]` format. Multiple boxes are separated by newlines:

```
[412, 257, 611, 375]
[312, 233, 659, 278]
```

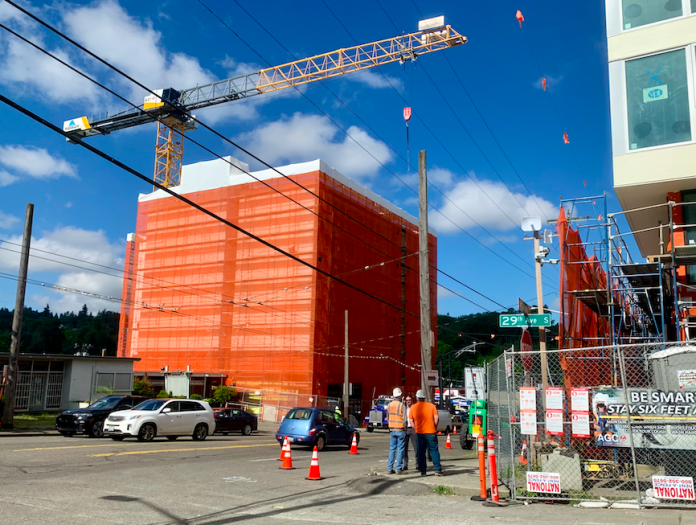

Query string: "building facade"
[118, 156, 437, 413]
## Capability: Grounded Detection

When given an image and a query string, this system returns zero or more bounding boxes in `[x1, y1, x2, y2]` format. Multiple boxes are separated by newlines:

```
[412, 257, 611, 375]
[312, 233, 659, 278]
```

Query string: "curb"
[0, 430, 60, 437]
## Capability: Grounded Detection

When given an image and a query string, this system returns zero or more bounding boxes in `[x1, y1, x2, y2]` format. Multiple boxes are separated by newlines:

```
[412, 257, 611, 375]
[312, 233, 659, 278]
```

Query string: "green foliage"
[190, 394, 203, 400]
[156, 390, 172, 398]
[0, 305, 120, 355]
[96, 386, 114, 395]
[203, 398, 215, 405]
[212, 385, 237, 406]
[433, 485, 455, 496]
[132, 377, 154, 397]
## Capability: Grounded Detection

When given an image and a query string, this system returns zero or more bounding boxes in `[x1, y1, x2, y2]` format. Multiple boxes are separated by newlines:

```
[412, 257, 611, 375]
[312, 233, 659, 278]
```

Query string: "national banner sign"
[652, 476, 694, 500]
[571, 388, 589, 412]
[520, 410, 537, 435]
[526, 472, 561, 494]
[546, 387, 563, 410]
[571, 412, 590, 438]
[545, 410, 563, 435]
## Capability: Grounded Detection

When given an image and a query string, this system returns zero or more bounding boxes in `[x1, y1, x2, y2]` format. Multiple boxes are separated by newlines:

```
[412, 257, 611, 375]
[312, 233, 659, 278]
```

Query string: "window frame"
[621, 43, 696, 153]
[618, 0, 693, 34]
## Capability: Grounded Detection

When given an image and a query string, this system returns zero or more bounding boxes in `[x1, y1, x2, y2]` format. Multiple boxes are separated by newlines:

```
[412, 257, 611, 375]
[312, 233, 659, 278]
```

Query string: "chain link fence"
[231, 387, 341, 424]
[487, 342, 696, 507]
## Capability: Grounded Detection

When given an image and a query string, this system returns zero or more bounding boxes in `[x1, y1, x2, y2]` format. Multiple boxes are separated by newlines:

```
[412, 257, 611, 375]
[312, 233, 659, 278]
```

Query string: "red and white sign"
[546, 387, 564, 410]
[652, 476, 695, 500]
[571, 388, 589, 412]
[505, 358, 512, 378]
[545, 409, 563, 435]
[571, 412, 590, 438]
[520, 387, 536, 411]
[403, 107, 412, 121]
[520, 410, 537, 435]
[520, 330, 533, 371]
[526, 472, 561, 494]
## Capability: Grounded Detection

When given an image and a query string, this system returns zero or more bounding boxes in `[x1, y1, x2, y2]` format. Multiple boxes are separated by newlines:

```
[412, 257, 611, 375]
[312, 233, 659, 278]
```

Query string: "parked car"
[55, 395, 147, 438]
[213, 408, 257, 435]
[104, 399, 216, 442]
[276, 407, 360, 451]
[437, 409, 453, 435]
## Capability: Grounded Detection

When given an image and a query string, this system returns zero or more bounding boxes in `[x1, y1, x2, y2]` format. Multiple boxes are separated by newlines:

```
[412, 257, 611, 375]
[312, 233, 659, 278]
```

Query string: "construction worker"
[386, 387, 407, 474]
[409, 389, 443, 477]
[402, 394, 420, 471]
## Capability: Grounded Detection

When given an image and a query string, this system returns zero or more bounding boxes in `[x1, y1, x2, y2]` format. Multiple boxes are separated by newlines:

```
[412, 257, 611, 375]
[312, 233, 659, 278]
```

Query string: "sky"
[0, 0, 614, 320]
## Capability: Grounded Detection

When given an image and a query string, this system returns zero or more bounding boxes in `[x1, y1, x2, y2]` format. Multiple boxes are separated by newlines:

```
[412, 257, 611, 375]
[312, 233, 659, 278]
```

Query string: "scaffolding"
[557, 195, 673, 349]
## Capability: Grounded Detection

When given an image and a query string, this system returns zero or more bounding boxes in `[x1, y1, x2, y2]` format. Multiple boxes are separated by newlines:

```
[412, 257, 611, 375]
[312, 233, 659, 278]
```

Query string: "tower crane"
[63, 17, 466, 188]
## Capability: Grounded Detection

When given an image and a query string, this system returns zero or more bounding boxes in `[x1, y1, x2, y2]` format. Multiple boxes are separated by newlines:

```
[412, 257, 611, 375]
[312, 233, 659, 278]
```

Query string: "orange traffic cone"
[349, 432, 359, 455]
[280, 439, 294, 469]
[445, 434, 452, 449]
[453, 425, 457, 435]
[278, 437, 288, 461]
[519, 440, 528, 465]
[306, 446, 323, 480]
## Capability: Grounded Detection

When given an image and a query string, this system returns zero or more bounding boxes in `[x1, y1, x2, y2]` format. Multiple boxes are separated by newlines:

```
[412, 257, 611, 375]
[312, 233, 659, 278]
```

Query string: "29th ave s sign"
[499, 313, 552, 327]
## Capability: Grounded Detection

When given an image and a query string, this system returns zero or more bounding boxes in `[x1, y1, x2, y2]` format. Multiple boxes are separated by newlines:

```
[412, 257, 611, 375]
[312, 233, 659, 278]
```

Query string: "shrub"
[212, 385, 237, 406]
[156, 390, 171, 398]
[96, 386, 114, 395]
[190, 394, 203, 400]
[132, 377, 154, 397]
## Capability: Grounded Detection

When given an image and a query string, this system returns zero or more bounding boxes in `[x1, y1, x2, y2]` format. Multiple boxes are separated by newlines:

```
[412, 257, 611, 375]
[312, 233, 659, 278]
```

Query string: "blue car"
[276, 407, 360, 451]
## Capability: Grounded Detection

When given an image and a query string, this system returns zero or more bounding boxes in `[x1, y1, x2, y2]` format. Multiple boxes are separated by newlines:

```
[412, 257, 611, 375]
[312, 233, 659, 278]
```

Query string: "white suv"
[104, 399, 216, 442]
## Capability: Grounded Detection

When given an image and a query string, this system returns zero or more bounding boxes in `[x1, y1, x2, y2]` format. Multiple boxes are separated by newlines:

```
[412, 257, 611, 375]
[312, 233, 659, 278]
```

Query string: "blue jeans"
[388, 430, 406, 472]
[417, 433, 442, 474]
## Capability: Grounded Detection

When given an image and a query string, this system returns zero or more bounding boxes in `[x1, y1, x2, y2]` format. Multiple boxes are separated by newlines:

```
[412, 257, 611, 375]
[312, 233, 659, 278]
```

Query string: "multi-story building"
[606, 0, 696, 340]
[117, 155, 437, 416]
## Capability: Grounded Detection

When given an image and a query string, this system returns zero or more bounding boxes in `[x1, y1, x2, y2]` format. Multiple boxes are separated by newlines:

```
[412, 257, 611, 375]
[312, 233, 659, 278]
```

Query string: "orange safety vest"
[387, 400, 406, 430]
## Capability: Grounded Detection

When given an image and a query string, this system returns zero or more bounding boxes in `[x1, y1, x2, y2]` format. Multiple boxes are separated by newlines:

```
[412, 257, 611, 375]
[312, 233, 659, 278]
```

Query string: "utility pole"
[533, 230, 548, 413]
[343, 310, 349, 418]
[1, 203, 33, 429]
[418, 150, 434, 403]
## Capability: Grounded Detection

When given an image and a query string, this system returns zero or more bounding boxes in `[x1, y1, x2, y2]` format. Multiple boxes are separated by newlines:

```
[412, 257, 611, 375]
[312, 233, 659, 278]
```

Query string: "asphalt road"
[1, 426, 695, 525]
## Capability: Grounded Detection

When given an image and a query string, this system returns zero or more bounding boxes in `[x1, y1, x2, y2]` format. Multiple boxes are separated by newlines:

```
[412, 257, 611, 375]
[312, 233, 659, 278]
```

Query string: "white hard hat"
[416, 389, 426, 399]
[393, 387, 403, 397]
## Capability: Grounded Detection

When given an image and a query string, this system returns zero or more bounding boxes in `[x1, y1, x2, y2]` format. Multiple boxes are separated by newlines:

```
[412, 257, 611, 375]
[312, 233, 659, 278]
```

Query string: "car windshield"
[132, 399, 167, 411]
[375, 399, 390, 407]
[87, 396, 123, 410]
[285, 409, 312, 420]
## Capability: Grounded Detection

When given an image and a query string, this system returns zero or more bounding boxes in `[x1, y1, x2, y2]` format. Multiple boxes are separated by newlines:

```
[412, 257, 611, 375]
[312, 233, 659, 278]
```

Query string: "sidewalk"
[0, 428, 59, 437]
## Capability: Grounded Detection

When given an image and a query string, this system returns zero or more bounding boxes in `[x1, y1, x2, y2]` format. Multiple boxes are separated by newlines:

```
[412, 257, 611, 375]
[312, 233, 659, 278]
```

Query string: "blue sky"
[0, 0, 613, 318]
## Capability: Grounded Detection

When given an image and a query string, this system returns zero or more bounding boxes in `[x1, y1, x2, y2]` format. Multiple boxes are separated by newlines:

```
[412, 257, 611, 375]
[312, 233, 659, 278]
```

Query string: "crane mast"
[63, 18, 466, 188]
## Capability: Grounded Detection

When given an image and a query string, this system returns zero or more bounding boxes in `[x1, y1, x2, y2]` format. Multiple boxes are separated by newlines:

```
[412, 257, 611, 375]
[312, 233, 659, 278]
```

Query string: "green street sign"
[499, 313, 552, 328]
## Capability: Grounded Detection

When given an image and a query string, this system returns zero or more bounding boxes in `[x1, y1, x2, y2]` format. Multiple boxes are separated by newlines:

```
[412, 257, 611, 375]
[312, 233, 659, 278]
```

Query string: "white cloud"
[429, 178, 556, 234]
[0, 145, 77, 181]
[0, 169, 18, 187]
[235, 112, 392, 178]
[396, 167, 455, 189]
[0, 211, 19, 229]
[347, 70, 402, 90]
[0, 226, 125, 313]
[219, 56, 261, 78]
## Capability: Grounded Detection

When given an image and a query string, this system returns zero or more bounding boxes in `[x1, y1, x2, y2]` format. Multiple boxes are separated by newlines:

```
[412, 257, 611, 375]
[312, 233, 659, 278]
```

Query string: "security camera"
[547, 259, 560, 265]
[535, 246, 550, 261]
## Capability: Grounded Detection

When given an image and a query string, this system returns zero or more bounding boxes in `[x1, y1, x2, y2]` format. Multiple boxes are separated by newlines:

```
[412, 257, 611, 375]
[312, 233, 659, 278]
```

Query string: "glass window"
[693, 0, 696, 14]
[132, 399, 167, 411]
[165, 401, 181, 412]
[622, 0, 683, 30]
[285, 409, 312, 420]
[626, 48, 691, 150]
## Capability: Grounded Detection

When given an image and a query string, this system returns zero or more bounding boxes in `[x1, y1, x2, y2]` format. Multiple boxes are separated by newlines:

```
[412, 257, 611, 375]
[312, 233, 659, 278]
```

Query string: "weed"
[434, 485, 455, 496]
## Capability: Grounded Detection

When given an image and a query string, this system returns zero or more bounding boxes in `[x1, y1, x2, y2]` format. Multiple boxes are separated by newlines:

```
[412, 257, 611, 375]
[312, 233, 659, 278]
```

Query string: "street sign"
[518, 298, 532, 315]
[465, 367, 486, 401]
[521, 329, 533, 372]
[499, 313, 552, 327]
[425, 370, 439, 387]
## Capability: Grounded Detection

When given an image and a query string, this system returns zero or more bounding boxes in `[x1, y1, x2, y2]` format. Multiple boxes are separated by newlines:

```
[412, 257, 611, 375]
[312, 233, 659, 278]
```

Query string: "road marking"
[13, 440, 279, 453]
[224, 476, 257, 483]
[249, 456, 311, 462]
[90, 443, 279, 457]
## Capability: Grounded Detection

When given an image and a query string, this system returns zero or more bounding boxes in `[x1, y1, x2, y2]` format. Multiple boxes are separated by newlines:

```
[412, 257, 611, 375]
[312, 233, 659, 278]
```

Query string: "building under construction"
[117, 156, 437, 414]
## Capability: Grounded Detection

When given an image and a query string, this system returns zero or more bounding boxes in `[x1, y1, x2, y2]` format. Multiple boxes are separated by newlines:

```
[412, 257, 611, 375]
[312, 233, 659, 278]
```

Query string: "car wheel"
[60, 432, 74, 438]
[111, 436, 125, 441]
[137, 423, 156, 442]
[192, 424, 208, 441]
[89, 420, 105, 438]
[366, 425, 374, 433]
[242, 424, 252, 436]
[167, 436, 178, 441]
[315, 434, 326, 451]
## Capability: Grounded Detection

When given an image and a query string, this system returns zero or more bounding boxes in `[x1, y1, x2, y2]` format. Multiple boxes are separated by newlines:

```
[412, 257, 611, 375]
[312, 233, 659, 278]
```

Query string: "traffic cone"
[438, 431, 442, 435]
[306, 446, 323, 480]
[349, 432, 359, 455]
[453, 425, 457, 435]
[445, 434, 452, 449]
[278, 437, 288, 461]
[519, 440, 528, 465]
[280, 439, 294, 469]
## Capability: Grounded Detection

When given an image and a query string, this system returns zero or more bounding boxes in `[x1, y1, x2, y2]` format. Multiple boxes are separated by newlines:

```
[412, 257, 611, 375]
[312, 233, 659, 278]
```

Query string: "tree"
[212, 386, 237, 407]
[132, 377, 154, 397]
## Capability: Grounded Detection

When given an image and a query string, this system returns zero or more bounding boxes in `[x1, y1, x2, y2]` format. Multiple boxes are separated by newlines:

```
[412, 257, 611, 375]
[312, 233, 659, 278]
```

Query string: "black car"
[213, 408, 258, 435]
[56, 395, 146, 438]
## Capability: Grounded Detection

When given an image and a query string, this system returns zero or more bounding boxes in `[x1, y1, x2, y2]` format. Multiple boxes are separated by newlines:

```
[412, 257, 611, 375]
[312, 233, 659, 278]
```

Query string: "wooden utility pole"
[534, 231, 548, 412]
[1, 203, 33, 429]
[343, 310, 349, 417]
[418, 151, 434, 403]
